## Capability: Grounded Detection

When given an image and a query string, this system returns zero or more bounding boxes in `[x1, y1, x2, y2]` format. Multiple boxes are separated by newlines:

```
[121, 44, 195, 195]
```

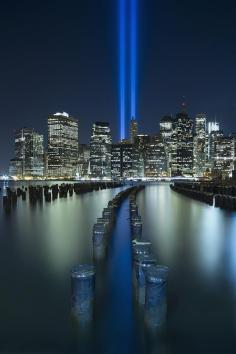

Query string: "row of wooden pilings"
[170, 182, 236, 211]
[214, 194, 236, 210]
[2, 182, 123, 213]
[70, 185, 144, 327]
[170, 183, 214, 205]
[70, 184, 169, 333]
[180, 182, 236, 197]
[130, 188, 169, 333]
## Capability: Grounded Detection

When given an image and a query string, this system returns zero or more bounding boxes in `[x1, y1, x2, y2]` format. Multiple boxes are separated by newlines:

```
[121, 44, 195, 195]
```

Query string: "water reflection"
[226, 216, 236, 286]
[193, 207, 224, 277]
[0, 182, 236, 353]
[137, 183, 236, 354]
[0, 182, 125, 353]
[99, 199, 139, 354]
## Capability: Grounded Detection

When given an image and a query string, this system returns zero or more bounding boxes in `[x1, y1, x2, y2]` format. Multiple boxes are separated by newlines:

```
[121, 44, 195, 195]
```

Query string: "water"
[94, 199, 140, 354]
[0, 182, 236, 353]
[137, 184, 236, 354]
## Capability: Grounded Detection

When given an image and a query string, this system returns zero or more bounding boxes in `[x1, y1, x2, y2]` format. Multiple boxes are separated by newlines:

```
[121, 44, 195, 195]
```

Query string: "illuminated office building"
[90, 122, 111, 179]
[232, 133, 236, 178]
[160, 116, 173, 139]
[134, 134, 150, 150]
[78, 144, 90, 178]
[160, 116, 174, 175]
[207, 121, 220, 160]
[208, 121, 219, 134]
[130, 117, 138, 143]
[193, 114, 207, 176]
[196, 113, 207, 136]
[171, 110, 194, 176]
[9, 128, 44, 178]
[47, 112, 78, 178]
[144, 135, 167, 178]
[210, 131, 234, 178]
[9, 158, 23, 177]
[111, 142, 134, 178]
[133, 134, 150, 178]
[111, 144, 122, 178]
[121, 143, 133, 178]
[209, 130, 223, 162]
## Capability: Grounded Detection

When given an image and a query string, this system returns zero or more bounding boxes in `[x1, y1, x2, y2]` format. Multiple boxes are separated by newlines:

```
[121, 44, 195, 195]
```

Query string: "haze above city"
[0, 0, 235, 173]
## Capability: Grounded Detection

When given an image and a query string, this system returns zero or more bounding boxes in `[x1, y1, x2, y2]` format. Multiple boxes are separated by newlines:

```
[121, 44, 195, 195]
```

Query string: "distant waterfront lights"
[0, 174, 10, 181]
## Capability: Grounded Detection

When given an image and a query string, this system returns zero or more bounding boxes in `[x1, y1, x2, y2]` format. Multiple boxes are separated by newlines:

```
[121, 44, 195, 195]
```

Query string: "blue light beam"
[130, 0, 137, 119]
[119, 0, 126, 140]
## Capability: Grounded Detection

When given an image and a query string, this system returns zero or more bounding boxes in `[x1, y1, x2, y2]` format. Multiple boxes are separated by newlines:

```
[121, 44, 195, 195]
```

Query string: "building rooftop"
[54, 112, 69, 117]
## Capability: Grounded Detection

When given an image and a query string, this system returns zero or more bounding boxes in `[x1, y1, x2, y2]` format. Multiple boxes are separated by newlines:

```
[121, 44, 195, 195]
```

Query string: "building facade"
[111, 142, 134, 179]
[144, 135, 167, 178]
[90, 122, 111, 179]
[133, 134, 151, 178]
[210, 131, 234, 178]
[171, 111, 194, 176]
[78, 144, 90, 178]
[47, 112, 78, 178]
[208, 121, 219, 135]
[9, 128, 44, 178]
[193, 114, 207, 176]
[160, 116, 174, 175]
[130, 118, 138, 143]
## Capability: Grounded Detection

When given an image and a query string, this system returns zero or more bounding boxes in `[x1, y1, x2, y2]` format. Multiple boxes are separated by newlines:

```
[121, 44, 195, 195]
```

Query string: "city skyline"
[7, 107, 236, 180]
[2, 104, 235, 171]
[0, 0, 236, 173]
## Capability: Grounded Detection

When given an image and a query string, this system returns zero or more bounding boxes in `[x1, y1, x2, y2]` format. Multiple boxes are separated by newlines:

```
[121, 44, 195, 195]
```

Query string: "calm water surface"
[0, 182, 236, 353]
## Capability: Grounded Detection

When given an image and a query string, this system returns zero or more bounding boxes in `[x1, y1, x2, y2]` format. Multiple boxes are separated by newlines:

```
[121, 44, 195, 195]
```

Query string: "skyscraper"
[111, 142, 134, 179]
[134, 134, 150, 151]
[207, 121, 220, 161]
[144, 135, 167, 178]
[111, 144, 122, 178]
[194, 114, 207, 176]
[171, 109, 194, 176]
[215, 136, 234, 178]
[210, 131, 234, 178]
[195, 114, 207, 137]
[209, 130, 224, 163]
[90, 122, 111, 179]
[130, 117, 138, 143]
[47, 112, 78, 178]
[133, 134, 150, 177]
[160, 115, 174, 175]
[232, 133, 236, 178]
[78, 144, 90, 178]
[121, 142, 134, 177]
[9, 128, 44, 178]
[208, 121, 220, 134]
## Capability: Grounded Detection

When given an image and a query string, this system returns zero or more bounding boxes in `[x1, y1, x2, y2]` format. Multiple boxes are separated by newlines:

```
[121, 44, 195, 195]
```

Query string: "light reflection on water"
[0, 182, 236, 353]
[137, 184, 236, 354]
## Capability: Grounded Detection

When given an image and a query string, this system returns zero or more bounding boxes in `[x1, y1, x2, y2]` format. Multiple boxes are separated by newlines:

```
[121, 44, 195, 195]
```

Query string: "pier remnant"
[71, 265, 95, 324]
[145, 265, 169, 331]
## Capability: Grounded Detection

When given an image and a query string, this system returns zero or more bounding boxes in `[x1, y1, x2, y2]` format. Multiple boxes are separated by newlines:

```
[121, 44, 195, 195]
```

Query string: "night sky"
[0, 0, 235, 173]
